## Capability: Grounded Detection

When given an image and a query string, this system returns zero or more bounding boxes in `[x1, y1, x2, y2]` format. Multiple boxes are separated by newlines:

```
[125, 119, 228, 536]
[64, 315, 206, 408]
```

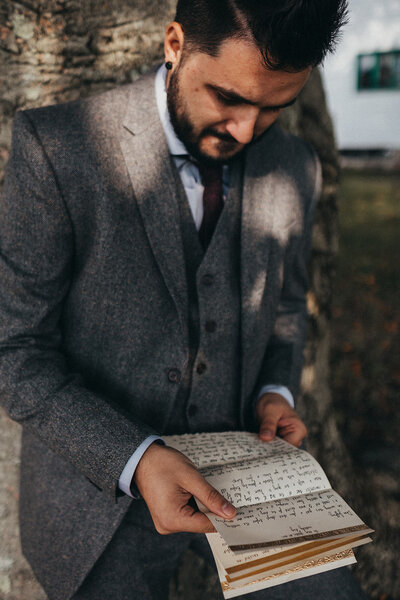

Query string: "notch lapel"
[119, 73, 188, 342]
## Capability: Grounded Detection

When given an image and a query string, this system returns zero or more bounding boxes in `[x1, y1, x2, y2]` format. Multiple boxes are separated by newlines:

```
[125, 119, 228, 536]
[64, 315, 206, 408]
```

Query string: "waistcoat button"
[205, 320, 217, 333]
[167, 368, 181, 383]
[196, 363, 207, 375]
[201, 274, 214, 286]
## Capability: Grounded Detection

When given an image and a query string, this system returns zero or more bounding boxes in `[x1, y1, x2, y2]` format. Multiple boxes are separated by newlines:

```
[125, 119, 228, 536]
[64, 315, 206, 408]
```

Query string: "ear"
[164, 21, 185, 68]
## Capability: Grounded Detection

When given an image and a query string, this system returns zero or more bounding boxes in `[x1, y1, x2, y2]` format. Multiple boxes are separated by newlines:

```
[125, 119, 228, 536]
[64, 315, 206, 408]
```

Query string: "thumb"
[189, 472, 236, 519]
[259, 404, 281, 441]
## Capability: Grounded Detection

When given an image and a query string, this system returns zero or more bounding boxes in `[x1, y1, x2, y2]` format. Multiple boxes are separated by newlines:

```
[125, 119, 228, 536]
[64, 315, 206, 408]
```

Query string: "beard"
[166, 64, 245, 165]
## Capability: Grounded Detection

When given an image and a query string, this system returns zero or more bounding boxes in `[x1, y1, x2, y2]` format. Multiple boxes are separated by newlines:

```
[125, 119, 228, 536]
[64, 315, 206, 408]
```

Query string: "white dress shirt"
[118, 65, 294, 497]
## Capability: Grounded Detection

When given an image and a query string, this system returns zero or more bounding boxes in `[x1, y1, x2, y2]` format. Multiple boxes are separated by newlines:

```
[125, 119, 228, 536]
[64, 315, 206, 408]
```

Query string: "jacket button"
[205, 320, 217, 333]
[201, 274, 214, 286]
[188, 404, 198, 417]
[196, 363, 207, 375]
[167, 368, 181, 383]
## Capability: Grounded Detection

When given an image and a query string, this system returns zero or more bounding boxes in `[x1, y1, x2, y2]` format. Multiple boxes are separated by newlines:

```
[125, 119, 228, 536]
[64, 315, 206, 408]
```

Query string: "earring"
[165, 61, 173, 70]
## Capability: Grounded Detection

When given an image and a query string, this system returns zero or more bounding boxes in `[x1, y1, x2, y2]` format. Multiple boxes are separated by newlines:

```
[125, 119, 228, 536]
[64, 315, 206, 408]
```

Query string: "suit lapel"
[119, 73, 188, 341]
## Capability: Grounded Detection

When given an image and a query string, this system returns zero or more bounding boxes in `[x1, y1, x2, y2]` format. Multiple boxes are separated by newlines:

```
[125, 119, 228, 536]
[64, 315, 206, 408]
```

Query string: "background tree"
[0, 1, 396, 599]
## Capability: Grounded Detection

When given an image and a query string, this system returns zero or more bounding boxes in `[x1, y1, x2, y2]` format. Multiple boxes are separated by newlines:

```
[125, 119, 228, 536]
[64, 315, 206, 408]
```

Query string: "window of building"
[357, 50, 400, 90]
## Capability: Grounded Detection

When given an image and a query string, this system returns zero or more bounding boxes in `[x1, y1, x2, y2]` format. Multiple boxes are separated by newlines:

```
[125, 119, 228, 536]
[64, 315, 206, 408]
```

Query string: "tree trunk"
[0, 2, 393, 599]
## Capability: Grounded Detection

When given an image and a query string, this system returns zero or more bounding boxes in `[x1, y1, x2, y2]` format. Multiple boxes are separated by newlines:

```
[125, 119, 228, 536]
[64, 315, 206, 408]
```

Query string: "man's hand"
[256, 392, 307, 447]
[133, 443, 237, 535]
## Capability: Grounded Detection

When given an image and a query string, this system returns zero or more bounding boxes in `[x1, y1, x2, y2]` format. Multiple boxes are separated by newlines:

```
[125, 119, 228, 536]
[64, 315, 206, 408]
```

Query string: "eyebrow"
[208, 84, 299, 110]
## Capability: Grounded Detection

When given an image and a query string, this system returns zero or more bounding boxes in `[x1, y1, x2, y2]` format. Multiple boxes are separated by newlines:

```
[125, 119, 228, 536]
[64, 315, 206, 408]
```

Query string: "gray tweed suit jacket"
[0, 70, 321, 600]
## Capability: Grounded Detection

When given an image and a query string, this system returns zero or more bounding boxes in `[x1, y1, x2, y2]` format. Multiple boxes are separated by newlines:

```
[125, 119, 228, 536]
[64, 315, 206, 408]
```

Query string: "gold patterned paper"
[221, 550, 355, 592]
[226, 536, 354, 574]
[226, 536, 368, 582]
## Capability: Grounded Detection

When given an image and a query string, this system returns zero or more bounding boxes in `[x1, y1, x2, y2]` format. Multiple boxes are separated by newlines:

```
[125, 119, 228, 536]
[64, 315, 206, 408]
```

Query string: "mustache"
[202, 128, 238, 143]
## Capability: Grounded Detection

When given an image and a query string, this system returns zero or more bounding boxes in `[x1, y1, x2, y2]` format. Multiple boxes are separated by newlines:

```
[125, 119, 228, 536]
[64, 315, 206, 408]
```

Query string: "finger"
[280, 430, 303, 447]
[278, 421, 307, 447]
[184, 471, 236, 520]
[277, 417, 298, 426]
[154, 501, 217, 535]
[259, 405, 282, 441]
[178, 504, 217, 534]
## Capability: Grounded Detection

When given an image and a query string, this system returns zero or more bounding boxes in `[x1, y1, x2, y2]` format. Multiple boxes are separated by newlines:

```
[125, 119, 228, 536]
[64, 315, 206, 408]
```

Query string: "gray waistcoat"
[164, 162, 243, 435]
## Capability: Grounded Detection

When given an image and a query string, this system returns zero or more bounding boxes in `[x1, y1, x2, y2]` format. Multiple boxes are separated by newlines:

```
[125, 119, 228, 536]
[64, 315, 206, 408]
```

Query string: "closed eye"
[265, 106, 282, 114]
[216, 92, 241, 106]
[216, 91, 283, 113]
[211, 81, 297, 114]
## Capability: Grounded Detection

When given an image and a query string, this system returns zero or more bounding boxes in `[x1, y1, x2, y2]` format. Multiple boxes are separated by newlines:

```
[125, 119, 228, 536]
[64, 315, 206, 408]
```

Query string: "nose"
[224, 107, 260, 145]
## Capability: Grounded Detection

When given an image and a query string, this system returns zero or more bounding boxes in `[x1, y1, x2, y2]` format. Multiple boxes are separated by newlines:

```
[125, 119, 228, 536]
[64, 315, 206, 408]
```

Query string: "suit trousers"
[71, 500, 369, 600]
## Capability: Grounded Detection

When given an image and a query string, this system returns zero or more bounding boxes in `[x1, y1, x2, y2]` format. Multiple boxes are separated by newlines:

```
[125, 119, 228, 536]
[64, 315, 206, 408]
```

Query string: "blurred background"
[0, 1, 399, 599]
[320, 3, 400, 598]
[322, 0, 400, 471]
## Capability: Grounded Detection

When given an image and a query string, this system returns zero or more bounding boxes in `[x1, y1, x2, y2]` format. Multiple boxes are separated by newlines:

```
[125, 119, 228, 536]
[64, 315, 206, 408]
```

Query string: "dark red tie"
[198, 163, 224, 249]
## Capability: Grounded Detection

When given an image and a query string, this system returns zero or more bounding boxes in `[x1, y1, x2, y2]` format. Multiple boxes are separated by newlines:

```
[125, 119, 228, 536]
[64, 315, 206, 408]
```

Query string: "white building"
[321, 0, 400, 150]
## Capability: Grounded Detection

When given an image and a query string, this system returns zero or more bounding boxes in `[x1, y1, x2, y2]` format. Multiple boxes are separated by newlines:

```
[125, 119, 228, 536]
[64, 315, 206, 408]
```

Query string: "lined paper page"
[206, 490, 367, 548]
[164, 432, 298, 469]
[199, 451, 330, 507]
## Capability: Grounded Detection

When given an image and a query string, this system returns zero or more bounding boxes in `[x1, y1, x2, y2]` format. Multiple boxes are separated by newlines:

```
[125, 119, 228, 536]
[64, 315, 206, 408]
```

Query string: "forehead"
[183, 38, 311, 105]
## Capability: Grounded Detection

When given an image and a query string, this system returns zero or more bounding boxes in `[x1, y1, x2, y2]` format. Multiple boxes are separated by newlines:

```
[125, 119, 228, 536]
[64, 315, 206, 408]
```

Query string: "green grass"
[337, 172, 400, 296]
[330, 170, 400, 468]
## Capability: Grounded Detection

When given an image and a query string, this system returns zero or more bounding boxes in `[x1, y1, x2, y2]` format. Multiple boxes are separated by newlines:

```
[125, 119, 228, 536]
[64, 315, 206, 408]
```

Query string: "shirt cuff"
[257, 385, 294, 408]
[118, 435, 164, 498]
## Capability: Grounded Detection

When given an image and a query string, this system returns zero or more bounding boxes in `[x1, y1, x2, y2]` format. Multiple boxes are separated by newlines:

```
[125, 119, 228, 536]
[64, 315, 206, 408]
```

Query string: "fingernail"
[222, 502, 236, 517]
[261, 430, 273, 438]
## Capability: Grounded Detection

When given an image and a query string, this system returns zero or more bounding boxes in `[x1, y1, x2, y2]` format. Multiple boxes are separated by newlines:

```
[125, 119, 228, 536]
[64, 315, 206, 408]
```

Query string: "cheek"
[257, 111, 281, 133]
[261, 108, 283, 130]
[188, 94, 215, 121]
[194, 88, 229, 124]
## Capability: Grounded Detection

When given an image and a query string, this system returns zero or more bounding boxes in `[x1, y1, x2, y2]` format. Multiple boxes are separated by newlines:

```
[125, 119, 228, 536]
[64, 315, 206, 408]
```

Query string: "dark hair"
[174, 0, 348, 71]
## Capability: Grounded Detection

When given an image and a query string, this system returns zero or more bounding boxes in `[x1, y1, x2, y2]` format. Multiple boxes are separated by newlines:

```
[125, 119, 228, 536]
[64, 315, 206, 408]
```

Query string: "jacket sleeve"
[254, 146, 322, 409]
[0, 111, 157, 501]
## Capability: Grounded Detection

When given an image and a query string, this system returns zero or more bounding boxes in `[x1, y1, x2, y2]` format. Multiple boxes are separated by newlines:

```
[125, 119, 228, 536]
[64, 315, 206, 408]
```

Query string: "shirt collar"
[155, 64, 189, 157]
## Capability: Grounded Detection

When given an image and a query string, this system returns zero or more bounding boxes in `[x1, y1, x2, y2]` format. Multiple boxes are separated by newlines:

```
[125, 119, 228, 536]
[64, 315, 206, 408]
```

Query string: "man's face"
[166, 37, 311, 164]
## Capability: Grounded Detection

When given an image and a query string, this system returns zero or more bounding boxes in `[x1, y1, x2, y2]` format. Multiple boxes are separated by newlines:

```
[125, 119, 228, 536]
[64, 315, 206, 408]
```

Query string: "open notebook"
[164, 431, 372, 598]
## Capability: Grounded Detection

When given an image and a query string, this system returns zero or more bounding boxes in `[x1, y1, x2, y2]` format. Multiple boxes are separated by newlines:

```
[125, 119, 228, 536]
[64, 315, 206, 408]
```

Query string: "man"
[0, 0, 367, 598]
